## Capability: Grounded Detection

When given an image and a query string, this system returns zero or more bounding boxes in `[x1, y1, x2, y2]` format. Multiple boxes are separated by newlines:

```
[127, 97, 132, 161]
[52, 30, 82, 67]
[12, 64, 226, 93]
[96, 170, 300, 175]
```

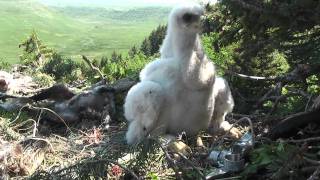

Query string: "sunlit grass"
[0, 1, 168, 63]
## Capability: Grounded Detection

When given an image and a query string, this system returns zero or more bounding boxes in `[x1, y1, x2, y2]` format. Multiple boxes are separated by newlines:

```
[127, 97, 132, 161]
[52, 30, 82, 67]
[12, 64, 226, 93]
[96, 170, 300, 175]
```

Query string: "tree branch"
[269, 109, 320, 139]
[82, 55, 105, 80]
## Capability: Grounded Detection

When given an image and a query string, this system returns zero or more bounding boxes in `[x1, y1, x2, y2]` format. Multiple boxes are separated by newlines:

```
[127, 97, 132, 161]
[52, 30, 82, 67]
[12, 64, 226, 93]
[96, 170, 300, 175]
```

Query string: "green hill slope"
[0, 0, 169, 63]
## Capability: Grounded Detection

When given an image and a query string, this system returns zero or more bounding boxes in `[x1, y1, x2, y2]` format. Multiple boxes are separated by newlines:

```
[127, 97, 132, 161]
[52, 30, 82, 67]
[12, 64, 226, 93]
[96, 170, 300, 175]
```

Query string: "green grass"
[0, 0, 169, 63]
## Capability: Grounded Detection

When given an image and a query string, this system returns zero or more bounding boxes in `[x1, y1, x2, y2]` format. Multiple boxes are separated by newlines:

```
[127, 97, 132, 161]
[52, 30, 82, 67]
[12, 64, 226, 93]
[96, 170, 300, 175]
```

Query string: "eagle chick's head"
[168, 3, 204, 34]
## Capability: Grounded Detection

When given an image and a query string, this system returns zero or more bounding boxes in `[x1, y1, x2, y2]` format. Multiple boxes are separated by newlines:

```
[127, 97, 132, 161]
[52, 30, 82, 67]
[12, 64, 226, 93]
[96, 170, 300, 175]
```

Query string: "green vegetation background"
[0, 0, 169, 63]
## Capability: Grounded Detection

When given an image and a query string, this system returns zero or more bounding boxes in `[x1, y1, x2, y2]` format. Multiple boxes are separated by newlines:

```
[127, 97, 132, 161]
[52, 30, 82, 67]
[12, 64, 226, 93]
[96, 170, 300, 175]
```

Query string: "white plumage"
[124, 3, 235, 144]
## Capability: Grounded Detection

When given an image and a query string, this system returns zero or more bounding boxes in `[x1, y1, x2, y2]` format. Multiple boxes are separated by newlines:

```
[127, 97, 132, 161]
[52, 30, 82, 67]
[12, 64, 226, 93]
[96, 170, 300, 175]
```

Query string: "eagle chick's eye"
[182, 13, 193, 23]
[143, 126, 147, 131]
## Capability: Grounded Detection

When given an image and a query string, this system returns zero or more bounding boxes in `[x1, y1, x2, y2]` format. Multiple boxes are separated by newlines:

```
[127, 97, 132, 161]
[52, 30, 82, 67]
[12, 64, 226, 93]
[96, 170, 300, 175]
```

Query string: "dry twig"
[304, 156, 320, 165]
[307, 166, 320, 180]
[176, 152, 205, 180]
[282, 136, 320, 143]
[82, 55, 104, 80]
[158, 142, 183, 180]
[30, 106, 73, 134]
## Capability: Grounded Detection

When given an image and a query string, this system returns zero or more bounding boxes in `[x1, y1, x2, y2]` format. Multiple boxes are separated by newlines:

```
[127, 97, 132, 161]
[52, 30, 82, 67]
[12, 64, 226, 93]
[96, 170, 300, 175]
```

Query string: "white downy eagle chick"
[124, 3, 236, 145]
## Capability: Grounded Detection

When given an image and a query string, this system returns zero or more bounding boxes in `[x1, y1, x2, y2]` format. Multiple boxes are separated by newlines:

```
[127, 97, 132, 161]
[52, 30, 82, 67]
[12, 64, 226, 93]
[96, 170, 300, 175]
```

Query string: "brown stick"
[82, 55, 104, 80]
[159, 144, 183, 180]
[284, 137, 320, 143]
[177, 152, 205, 180]
[269, 109, 320, 139]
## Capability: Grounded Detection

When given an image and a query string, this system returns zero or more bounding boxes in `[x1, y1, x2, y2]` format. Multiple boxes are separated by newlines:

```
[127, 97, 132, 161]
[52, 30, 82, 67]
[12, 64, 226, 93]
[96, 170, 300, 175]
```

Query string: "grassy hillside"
[0, 0, 169, 63]
[39, 0, 187, 8]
